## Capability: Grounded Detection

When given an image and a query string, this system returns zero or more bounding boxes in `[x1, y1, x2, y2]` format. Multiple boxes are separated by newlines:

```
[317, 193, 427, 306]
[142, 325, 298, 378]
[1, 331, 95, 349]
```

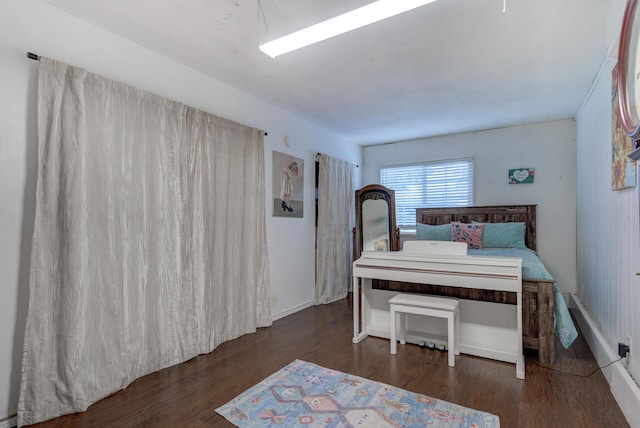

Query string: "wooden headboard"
[415, 205, 537, 250]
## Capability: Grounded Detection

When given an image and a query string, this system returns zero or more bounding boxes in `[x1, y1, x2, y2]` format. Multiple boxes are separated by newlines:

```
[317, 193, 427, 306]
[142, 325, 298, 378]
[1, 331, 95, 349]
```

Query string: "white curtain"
[315, 154, 356, 304]
[18, 58, 271, 426]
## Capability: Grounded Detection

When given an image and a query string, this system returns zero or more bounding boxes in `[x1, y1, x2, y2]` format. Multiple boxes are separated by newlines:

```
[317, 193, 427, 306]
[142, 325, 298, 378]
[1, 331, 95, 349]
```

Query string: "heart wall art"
[509, 168, 534, 184]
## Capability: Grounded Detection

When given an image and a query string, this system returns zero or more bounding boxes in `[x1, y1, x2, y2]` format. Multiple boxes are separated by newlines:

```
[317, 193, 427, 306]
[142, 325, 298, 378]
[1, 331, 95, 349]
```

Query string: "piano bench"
[389, 293, 460, 367]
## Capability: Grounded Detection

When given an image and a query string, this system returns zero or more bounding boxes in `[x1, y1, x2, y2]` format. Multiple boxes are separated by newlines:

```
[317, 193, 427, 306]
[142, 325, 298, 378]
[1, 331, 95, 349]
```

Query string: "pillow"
[416, 223, 451, 241]
[450, 221, 484, 249]
[472, 221, 526, 248]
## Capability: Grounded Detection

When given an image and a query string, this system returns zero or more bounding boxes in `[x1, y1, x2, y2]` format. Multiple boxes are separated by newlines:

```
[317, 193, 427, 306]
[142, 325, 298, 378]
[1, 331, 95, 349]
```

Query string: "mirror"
[362, 199, 390, 251]
[353, 184, 399, 259]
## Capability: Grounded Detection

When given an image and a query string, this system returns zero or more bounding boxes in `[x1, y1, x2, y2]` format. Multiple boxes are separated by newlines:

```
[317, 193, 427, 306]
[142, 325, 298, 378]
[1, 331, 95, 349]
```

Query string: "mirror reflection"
[362, 199, 391, 251]
[353, 184, 398, 260]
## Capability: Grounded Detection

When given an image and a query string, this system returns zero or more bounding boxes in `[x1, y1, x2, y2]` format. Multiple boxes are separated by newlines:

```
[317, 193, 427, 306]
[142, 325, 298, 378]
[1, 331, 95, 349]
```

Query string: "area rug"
[216, 359, 499, 427]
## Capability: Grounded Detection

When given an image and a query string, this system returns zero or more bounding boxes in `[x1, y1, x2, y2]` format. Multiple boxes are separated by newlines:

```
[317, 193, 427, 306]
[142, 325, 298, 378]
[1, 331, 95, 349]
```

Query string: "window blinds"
[380, 158, 474, 229]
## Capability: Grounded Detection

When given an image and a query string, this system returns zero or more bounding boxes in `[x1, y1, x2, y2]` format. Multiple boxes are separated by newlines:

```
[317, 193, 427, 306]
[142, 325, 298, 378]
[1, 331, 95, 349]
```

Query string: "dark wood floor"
[28, 294, 628, 427]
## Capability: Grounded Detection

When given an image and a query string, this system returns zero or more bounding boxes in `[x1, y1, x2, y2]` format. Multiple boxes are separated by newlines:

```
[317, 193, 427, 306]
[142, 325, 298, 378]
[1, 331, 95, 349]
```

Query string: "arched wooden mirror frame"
[353, 184, 400, 260]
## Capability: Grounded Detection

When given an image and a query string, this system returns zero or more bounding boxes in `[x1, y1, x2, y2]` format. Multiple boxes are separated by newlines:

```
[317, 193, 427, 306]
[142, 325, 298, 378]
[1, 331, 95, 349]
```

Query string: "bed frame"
[371, 204, 556, 367]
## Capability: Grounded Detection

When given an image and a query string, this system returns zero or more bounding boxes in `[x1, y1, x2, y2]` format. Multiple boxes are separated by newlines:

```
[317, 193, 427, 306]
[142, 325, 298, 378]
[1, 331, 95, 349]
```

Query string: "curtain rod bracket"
[27, 52, 40, 61]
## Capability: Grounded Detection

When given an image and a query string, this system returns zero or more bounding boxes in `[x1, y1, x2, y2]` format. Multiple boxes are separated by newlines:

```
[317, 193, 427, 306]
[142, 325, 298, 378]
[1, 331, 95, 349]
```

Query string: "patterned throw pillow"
[451, 222, 484, 249]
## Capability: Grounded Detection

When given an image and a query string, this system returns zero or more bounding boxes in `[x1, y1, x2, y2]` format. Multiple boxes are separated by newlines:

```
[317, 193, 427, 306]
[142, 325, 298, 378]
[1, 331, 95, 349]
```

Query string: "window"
[380, 158, 474, 230]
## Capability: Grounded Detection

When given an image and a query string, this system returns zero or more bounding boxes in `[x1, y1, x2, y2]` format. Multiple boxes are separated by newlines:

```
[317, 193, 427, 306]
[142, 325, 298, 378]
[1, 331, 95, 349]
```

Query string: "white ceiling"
[43, 0, 614, 145]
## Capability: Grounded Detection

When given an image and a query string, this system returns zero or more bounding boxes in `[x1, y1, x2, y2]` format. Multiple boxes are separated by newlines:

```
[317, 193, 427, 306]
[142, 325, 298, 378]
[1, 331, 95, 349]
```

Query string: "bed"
[370, 204, 577, 367]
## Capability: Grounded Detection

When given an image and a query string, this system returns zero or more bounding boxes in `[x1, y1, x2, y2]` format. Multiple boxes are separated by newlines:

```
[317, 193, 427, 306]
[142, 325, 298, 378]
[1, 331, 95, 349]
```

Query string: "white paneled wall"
[576, 53, 639, 387]
[574, 1, 640, 421]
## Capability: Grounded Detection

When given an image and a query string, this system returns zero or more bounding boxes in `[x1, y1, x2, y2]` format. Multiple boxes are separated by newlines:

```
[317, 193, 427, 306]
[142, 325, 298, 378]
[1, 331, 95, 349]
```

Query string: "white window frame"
[380, 158, 474, 233]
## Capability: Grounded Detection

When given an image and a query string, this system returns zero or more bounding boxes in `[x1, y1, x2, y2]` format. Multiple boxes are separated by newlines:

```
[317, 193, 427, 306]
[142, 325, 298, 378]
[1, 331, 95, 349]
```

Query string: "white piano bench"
[389, 293, 460, 367]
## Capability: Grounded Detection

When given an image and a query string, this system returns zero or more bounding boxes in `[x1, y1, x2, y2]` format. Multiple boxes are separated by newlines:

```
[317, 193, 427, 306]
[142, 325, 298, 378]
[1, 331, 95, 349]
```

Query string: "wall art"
[611, 62, 636, 190]
[509, 168, 534, 184]
[273, 150, 304, 218]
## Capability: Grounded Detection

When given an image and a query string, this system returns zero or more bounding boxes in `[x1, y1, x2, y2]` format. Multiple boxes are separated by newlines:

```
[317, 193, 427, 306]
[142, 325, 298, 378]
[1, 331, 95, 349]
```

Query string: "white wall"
[362, 120, 577, 294]
[575, 0, 639, 412]
[0, 0, 361, 421]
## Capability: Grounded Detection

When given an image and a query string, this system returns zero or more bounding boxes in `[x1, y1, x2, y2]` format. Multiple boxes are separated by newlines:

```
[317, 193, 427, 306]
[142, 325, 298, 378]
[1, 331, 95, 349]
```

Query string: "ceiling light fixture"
[259, 0, 438, 58]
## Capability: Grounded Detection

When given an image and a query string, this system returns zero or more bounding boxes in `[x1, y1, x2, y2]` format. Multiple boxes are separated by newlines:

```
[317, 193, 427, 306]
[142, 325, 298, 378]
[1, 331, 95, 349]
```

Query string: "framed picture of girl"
[273, 151, 304, 218]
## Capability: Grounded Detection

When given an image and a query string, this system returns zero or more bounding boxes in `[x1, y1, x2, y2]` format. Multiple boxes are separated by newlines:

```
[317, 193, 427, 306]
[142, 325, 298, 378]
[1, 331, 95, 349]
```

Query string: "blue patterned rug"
[216, 359, 499, 427]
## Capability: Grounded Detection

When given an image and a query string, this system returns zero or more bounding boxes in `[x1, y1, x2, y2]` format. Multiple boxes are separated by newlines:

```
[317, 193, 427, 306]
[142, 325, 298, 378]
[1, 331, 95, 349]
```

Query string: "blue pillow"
[473, 222, 526, 248]
[416, 223, 451, 241]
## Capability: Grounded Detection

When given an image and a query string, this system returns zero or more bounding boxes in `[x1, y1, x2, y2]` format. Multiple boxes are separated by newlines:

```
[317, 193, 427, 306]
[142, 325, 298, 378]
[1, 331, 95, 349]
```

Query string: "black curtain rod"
[26, 51, 269, 135]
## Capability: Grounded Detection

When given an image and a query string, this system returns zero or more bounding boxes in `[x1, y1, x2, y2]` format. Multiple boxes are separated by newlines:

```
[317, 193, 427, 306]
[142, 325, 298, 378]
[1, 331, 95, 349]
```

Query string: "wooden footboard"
[523, 279, 555, 367]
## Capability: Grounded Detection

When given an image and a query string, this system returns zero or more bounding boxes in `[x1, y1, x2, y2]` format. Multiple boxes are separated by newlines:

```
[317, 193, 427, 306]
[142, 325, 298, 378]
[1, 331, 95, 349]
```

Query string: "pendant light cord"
[258, 0, 271, 38]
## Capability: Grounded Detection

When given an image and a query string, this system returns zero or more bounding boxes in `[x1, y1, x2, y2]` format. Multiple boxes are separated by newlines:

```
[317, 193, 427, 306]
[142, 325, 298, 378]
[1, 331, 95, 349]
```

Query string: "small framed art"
[509, 168, 534, 184]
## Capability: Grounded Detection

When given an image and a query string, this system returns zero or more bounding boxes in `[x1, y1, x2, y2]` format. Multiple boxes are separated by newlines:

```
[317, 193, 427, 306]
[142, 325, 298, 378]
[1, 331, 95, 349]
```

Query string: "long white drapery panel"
[18, 58, 272, 426]
[315, 154, 356, 304]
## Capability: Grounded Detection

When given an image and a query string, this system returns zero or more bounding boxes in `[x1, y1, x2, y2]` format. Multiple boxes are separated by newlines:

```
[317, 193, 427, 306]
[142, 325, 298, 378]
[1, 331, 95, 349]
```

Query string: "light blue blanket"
[468, 247, 578, 349]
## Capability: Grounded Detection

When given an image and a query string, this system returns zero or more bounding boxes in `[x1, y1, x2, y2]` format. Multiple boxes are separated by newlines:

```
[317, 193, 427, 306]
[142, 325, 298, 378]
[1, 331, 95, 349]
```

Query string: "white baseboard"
[570, 294, 640, 427]
[272, 300, 314, 322]
[0, 415, 16, 428]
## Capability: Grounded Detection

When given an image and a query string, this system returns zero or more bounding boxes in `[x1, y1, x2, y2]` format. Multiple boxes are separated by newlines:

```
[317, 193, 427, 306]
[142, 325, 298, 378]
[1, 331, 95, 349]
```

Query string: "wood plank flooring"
[28, 294, 629, 427]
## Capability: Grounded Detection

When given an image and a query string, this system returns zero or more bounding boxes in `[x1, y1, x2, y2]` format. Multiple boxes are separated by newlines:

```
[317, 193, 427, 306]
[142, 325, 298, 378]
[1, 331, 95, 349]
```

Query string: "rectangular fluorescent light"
[259, 0, 437, 58]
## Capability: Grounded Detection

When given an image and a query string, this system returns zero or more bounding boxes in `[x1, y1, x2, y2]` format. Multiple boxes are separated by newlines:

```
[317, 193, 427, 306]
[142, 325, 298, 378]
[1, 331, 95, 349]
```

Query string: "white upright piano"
[352, 240, 525, 379]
